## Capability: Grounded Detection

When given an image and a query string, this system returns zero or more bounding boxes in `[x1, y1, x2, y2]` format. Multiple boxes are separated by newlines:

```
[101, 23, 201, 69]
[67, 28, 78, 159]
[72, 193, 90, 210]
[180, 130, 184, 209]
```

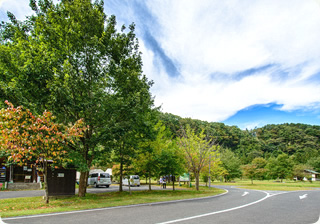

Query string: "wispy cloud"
[136, 0, 320, 122]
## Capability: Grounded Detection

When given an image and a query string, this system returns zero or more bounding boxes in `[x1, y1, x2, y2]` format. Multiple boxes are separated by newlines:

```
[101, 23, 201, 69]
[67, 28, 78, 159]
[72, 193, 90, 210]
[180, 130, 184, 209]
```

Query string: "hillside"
[159, 112, 320, 166]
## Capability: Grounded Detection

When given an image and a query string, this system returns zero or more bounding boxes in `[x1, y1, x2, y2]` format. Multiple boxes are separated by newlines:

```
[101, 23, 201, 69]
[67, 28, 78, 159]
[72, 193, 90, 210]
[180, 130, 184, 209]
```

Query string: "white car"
[122, 175, 140, 187]
[88, 172, 111, 188]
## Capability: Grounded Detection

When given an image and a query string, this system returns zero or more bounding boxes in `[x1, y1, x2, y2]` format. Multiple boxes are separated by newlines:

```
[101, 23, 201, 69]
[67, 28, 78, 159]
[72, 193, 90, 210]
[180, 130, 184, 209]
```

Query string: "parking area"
[86, 183, 170, 193]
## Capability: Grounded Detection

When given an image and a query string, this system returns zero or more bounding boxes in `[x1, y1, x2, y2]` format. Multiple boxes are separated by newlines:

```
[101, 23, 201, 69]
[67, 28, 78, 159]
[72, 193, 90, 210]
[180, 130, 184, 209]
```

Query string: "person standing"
[163, 177, 166, 189]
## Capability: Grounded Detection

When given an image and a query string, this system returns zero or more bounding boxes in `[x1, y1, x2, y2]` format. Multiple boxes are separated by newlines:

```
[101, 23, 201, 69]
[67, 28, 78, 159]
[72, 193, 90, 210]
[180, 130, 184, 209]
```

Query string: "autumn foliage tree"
[0, 101, 84, 203]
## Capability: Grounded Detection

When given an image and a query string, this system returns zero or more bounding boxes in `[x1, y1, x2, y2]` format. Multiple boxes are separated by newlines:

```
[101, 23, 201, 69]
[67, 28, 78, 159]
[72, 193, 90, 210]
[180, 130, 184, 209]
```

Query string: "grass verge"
[210, 179, 320, 191]
[0, 186, 224, 218]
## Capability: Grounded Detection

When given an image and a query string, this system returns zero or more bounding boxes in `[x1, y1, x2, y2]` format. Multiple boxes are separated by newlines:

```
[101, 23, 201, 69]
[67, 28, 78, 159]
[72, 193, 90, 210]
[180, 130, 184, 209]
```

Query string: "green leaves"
[178, 125, 219, 190]
[220, 148, 242, 182]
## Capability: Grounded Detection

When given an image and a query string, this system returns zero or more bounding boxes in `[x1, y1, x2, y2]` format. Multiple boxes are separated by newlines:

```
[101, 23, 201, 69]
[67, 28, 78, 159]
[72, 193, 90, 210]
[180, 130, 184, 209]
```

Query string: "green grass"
[209, 179, 320, 191]
[0, 186, 224, 218]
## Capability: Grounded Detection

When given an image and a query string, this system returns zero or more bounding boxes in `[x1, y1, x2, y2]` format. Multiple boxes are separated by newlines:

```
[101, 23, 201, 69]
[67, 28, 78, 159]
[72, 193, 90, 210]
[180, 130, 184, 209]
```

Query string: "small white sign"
[57, 173, 64, 178]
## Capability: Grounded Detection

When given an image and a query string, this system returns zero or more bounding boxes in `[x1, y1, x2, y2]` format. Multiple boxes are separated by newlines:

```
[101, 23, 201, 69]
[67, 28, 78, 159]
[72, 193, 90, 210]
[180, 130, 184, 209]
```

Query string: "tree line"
[159, 113, 320, 183]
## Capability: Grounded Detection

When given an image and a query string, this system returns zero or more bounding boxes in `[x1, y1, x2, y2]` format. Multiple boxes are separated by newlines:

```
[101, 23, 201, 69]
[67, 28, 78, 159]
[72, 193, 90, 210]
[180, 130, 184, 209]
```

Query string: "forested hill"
[255, 123, 320, 162]
[159, 113, 320, 164]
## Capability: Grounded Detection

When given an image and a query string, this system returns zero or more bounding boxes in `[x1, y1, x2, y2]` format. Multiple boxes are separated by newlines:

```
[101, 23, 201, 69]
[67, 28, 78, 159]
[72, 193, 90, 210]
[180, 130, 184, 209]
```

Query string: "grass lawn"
[0, 186, 224, 218]
[209, 179, 320, 191]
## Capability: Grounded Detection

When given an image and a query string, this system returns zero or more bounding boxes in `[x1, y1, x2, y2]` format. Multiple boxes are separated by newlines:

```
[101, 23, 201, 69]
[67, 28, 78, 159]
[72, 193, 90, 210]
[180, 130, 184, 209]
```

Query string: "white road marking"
[299, 194, 308, 200]
[0, 216, 7, 224]
[242, 192, 249, 197]
[157, 191, 271, 224]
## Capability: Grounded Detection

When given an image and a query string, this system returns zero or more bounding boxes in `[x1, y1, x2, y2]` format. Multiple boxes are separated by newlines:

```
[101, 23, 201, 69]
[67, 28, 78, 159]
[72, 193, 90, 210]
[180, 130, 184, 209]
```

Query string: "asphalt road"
[2, 186, 320, 224]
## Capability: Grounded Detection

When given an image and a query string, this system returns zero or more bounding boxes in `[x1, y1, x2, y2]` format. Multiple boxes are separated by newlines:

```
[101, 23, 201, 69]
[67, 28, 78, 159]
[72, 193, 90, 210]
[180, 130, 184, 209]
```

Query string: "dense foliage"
[0, 0, 156, 196]
[159, 113, 320, 181]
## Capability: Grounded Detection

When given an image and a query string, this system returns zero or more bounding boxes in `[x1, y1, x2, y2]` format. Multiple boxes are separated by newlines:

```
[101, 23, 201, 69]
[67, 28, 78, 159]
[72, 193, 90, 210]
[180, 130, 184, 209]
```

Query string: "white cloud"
[149, 0, 320, 72]
[139, 0, 320, 122]
[0, 0, 33, 21]
[0, 0, 60, 21]
[151, 69, 320, 122]
[0, 0, 8, 8]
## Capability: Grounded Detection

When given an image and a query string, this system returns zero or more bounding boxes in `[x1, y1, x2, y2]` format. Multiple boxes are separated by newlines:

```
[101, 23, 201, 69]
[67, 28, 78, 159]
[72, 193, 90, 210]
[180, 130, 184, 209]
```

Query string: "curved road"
[2, 186, 320, 224]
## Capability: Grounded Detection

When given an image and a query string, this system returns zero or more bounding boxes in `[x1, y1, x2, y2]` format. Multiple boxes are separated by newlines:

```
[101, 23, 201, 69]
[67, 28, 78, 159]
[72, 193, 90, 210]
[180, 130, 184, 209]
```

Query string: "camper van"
[88, 172, 111, 188]
[122, 175, 140, 187]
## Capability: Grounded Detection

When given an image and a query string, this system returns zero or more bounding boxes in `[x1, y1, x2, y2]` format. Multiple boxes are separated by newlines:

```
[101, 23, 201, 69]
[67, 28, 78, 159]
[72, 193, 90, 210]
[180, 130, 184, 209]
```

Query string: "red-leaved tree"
[0, 101, 85, 203]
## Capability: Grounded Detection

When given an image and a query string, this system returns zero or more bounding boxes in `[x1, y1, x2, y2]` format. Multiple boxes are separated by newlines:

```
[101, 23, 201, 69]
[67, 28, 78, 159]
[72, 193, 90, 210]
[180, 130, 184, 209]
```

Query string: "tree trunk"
[172, 176, 175, 191]
[43, 160, 49, 204]
[148, 173, 151, 191]
[78, 171, 88, 197]
[77, 138, 92, 197]
[119, 158, 123, 192]
[195, 172, 200, 191]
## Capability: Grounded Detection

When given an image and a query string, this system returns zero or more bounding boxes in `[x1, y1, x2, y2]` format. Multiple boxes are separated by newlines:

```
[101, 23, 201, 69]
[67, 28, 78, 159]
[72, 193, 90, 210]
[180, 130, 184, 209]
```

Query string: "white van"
[88, 172, 111, 188]
[122, 175, 140, 187]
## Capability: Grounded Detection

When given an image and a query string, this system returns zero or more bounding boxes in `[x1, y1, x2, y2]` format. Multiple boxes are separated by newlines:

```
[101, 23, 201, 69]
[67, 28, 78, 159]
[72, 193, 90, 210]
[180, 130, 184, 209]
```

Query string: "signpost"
[179, 173, 190, 186]
[0, 167, 6, 183]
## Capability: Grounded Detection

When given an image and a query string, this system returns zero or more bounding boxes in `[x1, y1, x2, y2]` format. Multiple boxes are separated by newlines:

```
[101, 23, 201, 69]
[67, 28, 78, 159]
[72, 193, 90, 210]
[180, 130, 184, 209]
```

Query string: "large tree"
[133, 122, 185, 191]
[266, 154, 294, 182]
[159, 140, 186, 191]
[0, 0, 155, 196]
[133, 122, 166, 191]
[220, 148, 242, 182]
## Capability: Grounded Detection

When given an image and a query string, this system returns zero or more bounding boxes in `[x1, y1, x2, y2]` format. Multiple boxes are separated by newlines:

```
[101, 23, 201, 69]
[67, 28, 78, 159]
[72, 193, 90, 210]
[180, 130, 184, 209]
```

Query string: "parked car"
[122, 175, 140, 187]
[88, 172, 111, 188]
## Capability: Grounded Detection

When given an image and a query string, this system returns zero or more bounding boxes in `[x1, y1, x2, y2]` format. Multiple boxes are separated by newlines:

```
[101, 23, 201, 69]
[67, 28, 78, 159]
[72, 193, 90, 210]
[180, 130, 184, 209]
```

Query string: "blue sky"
[1, 0, 320, 129]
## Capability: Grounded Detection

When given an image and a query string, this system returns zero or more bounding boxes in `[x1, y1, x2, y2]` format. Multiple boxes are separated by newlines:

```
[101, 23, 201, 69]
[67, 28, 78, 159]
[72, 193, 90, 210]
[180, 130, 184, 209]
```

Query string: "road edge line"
[2, 189, 229, 221]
